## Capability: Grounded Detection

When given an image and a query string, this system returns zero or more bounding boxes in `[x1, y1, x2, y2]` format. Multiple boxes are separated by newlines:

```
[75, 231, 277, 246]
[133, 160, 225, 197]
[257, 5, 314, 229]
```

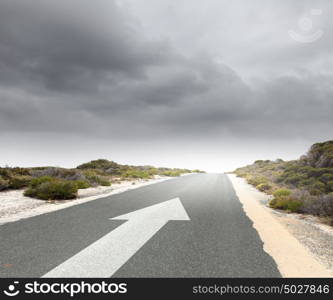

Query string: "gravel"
[271, 209, 333, 272]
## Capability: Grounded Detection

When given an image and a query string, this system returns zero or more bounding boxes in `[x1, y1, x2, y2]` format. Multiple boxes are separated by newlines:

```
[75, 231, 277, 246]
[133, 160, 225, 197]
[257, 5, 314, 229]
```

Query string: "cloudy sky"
[0, 0, 332, 171]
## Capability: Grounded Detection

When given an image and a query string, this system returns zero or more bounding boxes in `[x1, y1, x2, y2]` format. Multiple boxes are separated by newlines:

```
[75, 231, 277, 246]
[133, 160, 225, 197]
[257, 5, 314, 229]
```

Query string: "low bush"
[30, 167, 86, 181]
[269, 196, 303, 212]
[77, 159, 122, 176]
[254, 160, 264, 164]
[269, 188, 302, 212]
[283, 174, 305, 185]
[8, 175, 32, 189]
[328, 181, 333, 192]
[192, 169, 205, 173]
[147, 168, 158, 176]
[0, 167, 30, 179]
[256, 183, 272, 192]
[161, 170, 183, 177]
[24, 179, 78, 200]
[320, 173, 333, 183]
[0, 176, 9, 191]
[83, 170, 111, 186]
[99, 178, 111, 186]
[247, 176, 268, 186]
[309, 181, 326, 194]
[74, 180, 91, 189]
[121, 169, 150, 179]
[273, 188, 291, 198]
[29, 176, 54, 188]
[301, 192, 333, 219]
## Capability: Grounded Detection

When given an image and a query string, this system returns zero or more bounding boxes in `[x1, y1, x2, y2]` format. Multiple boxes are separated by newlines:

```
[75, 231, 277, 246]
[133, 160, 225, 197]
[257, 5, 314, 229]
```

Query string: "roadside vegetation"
[234, 141, 333, 225]
[0, 159, 204, 201]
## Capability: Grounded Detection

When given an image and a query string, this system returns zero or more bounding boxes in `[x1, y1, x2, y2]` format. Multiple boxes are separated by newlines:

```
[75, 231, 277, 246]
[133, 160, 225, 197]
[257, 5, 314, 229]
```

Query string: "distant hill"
[76, 158, 201, 178]
[234, 140, 333, 224]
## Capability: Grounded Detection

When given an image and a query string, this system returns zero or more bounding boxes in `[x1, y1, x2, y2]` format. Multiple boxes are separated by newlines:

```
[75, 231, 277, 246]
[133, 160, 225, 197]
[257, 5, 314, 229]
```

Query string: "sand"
[228, 174, 332, 278]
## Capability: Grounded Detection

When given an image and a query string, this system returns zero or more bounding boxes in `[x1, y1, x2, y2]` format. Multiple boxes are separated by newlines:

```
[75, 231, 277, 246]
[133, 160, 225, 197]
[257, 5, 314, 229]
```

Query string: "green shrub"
[99, 178, 111, 186]
[283, 174, 305, 185]
[161, 170, 183, 177]
[30, 167, 86, 181]
[298, 178, 316, 187]
[0, 167, 31, 179]
[122, 169, 151, 179]
[234, 170, 249, 178]
[269, 197, 303, 212]
[247, 176, 267, 186]
[273, 188, 291, 198]
[83, 170, 99, 179]
[29, 176, 54, 188]
[287, 199, 303, 212]
[77, 159, 121, 175]
[254, 160, 264, 164]
[192, 169, 204, 173]
[256, 183, 272, 192]
[0, 169, 11, 179]
[0, 176, 9, 191]
[77, 159, 112, 170]
[320, 173, 333, 183]
[24, 179, 78, 200]
[309, 181, 326, 195]
[8, 175, 32, 189]
[74, 180, 91, 189]
[83, 170, 111, 186]
[327, 181, 333, 192]
[270, 188, 302, 212]
[147, 168, 158, 176]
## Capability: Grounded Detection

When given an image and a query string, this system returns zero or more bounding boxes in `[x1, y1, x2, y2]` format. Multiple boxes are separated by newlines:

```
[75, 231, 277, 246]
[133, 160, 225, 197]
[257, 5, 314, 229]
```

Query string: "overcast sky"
[0, 0, 332, 171]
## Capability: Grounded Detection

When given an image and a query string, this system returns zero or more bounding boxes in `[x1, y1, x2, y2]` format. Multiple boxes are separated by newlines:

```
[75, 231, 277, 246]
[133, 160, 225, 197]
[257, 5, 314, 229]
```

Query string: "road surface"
[0, 174, 281, 277]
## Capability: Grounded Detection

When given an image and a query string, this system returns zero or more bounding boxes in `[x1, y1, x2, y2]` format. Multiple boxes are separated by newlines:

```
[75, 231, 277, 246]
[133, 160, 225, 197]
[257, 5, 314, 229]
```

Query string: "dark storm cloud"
[0, 0, 332, 145]
[0, 0, 168, 92]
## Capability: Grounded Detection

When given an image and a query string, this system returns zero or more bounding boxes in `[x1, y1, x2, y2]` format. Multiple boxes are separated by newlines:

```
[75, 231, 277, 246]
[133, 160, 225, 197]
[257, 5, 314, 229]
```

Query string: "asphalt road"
[0, 173, 281, 277]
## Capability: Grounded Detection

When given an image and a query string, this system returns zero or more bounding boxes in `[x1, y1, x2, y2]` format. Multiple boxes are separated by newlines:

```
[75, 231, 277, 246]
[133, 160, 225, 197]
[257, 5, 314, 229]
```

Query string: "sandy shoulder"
[0, 176, 172, 226]
[228, 173, 333, 278]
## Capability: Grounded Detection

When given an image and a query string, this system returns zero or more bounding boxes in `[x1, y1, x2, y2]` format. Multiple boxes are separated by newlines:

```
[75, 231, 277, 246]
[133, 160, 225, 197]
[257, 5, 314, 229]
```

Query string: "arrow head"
[110, 198, 190, 222]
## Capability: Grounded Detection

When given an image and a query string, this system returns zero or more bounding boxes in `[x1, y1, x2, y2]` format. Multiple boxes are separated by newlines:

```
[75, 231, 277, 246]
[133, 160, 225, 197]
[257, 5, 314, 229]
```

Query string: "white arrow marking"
[42, 198, 190, 278]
